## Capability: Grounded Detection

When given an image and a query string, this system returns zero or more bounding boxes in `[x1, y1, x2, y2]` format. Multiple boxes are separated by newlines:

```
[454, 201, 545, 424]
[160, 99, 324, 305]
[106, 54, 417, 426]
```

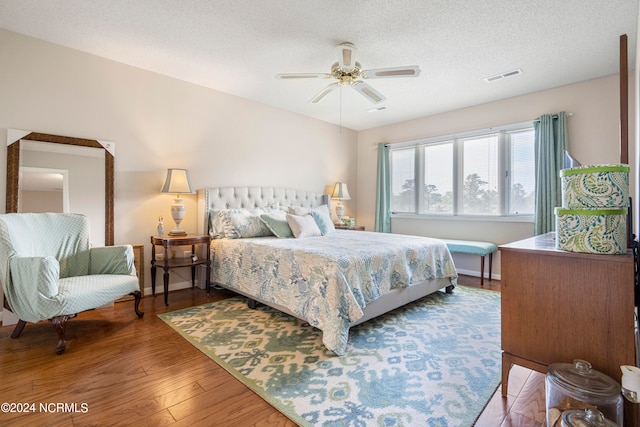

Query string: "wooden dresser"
[500, 233, 635, 397]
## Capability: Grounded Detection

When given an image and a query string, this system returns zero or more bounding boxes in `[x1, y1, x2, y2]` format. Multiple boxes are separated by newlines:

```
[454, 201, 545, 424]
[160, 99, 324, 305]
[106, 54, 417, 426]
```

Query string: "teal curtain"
[375, 142, 391, 232]
[534, 112, 567, 235]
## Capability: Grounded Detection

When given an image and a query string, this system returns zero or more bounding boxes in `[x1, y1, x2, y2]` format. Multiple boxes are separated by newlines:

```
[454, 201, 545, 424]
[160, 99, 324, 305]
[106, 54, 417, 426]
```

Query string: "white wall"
[357, 74, 636, 277]
[0, 29, 358, 302]
[20, 190, 63, 213]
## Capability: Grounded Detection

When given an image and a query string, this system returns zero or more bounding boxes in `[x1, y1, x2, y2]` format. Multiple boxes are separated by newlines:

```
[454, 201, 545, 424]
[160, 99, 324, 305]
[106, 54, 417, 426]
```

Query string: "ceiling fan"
[275, 42, 421, 105]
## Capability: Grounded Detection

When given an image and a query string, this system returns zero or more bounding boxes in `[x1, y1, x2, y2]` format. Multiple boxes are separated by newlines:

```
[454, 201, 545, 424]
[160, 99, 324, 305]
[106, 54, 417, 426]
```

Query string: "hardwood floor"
[0, 275, 545, 426]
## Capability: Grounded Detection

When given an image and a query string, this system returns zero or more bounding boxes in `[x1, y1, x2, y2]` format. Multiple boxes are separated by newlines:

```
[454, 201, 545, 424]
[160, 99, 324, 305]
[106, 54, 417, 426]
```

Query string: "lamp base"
[169, 197, 187, 237]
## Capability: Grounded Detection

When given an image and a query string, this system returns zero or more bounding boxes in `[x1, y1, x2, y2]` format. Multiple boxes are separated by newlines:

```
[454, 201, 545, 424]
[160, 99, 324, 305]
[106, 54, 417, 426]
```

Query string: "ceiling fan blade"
[275, 73, 331, 79]
[352, 81, 386, 104]
[362, 65, 421, 79]
[309, 83, 339, 103]
[337, 42, 357, 71]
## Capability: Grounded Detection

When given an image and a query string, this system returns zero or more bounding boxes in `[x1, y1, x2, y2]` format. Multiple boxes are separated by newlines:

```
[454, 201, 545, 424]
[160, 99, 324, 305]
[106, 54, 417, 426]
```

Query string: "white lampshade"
[161, 168, 195, 236]
[161, 168, 195, 195]
[331, 182, 351, 200]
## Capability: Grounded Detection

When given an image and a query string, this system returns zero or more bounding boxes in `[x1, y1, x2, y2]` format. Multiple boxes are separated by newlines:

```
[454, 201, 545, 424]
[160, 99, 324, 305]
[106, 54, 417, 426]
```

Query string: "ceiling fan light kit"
[276, 42, 421, 105]
[338, 42, 357, 71]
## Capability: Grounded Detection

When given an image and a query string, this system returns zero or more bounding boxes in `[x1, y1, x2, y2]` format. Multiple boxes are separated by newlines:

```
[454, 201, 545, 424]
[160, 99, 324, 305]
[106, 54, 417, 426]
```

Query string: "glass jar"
[546, 359, 622, 426]
[561, 409, 619, 427]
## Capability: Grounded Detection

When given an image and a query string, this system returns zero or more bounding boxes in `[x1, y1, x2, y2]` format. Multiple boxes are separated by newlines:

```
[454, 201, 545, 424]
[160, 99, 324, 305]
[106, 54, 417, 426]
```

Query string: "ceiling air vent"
[367, 106, 387, 112]
[484, 68, 522, 82]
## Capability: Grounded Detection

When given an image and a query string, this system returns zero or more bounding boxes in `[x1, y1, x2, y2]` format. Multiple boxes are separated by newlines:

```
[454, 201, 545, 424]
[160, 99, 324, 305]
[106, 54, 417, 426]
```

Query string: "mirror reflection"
[19, 166, 69, 214]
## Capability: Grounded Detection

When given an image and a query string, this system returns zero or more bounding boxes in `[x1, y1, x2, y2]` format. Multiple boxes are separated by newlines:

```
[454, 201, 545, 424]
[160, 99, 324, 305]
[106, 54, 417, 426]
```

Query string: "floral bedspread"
[211, 230, 457, 355]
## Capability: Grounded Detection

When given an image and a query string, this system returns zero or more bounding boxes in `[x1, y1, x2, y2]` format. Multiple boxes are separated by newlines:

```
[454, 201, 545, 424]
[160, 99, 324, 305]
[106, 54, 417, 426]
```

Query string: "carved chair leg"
[11, 319, 27, 338]
[51, 314, 75, 355]
[130, 290, 144, 318]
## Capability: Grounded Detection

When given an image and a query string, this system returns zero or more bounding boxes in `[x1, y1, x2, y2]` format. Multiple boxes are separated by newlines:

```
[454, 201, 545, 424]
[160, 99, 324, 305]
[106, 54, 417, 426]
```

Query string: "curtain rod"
[533, 112, 573, 123]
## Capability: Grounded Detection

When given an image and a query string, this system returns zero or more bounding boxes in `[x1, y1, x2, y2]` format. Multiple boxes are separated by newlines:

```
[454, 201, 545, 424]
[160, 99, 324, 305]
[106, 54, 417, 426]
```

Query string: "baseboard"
[1, 308, 19, 326]
[143, 280, 195, 298]
[456, 267, 501, 281]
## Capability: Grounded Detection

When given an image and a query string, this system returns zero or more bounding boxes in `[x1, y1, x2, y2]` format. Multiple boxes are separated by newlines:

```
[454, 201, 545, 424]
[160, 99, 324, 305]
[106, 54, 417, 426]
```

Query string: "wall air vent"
[484, 68, 523, 82]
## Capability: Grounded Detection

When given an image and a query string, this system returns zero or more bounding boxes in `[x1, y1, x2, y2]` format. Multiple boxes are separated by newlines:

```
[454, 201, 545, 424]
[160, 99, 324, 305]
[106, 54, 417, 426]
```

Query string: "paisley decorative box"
[560, 164, 629, 209]
[555, 207, 627, 255]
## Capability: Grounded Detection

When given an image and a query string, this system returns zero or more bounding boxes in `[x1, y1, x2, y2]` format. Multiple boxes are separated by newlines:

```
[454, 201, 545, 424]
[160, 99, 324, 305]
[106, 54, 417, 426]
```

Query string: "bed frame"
[197, 186, 453, 327]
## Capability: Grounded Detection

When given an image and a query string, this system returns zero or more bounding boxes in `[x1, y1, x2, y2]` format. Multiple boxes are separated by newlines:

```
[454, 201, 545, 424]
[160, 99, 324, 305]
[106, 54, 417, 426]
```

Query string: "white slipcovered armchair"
[0, 213, 143, 354]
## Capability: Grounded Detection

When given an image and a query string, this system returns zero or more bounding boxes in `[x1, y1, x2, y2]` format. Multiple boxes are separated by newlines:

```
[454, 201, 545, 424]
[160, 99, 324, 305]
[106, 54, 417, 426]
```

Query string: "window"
[508, 130, 535, 214]
[390, 148, 415, 213]
[390, 123, 535, 217]
[423, 142, 453, 213]
[461, 134, 499, 215]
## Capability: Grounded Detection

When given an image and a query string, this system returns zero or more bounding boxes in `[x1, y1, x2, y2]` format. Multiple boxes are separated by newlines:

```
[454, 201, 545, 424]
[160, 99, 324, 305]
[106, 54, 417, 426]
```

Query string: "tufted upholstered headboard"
[196, 187, 329, 235]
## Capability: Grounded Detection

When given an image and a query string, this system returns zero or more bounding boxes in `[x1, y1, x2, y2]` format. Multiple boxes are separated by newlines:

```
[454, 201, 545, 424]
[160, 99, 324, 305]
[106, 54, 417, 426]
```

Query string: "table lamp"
[161, 168, 195, 236]
[331, 182, 351, 221]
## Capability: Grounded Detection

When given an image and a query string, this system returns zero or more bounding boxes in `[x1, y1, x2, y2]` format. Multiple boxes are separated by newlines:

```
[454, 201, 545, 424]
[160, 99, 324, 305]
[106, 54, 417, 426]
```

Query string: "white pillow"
[288, 205, 335, 235]
[286, 213, 322, 238]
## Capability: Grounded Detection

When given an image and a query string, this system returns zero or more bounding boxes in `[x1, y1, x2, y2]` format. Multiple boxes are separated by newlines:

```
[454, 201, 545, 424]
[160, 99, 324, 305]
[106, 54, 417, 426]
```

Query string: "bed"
[197, 187, 457, 355]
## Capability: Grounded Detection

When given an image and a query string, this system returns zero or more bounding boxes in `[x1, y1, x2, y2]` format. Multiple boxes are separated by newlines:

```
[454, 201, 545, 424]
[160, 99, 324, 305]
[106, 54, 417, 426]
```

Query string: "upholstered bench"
[440, 239, 498, 286]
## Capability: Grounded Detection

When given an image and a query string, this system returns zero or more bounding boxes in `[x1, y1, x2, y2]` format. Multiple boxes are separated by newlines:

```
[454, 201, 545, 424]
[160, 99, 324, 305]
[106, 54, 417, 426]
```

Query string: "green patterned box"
[560, 164, 629, 209]
[555, 207, 627, 254]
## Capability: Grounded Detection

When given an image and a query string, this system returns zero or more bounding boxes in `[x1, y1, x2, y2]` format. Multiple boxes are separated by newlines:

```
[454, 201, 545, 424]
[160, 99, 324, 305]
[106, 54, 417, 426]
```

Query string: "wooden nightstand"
[335, 225, 365, 231]
[150, 234, 211, 306]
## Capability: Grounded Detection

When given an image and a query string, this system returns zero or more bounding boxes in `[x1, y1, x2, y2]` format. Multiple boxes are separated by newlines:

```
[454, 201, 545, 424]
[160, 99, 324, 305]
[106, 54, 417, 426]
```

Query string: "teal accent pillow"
[259, 211, 293, 238]
[311, 205, 336, 235]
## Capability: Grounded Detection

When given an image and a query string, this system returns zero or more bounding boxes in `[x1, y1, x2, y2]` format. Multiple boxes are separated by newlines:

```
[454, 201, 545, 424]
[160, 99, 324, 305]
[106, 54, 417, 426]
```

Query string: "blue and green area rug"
[159, 285, 501, 426]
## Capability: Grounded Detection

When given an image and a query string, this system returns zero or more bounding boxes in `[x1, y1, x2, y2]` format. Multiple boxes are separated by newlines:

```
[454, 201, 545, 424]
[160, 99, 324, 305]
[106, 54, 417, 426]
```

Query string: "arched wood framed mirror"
[6, 130, 114, 246]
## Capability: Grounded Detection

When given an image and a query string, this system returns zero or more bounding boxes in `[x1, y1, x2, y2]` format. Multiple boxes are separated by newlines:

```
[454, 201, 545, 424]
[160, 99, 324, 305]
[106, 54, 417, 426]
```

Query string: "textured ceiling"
[0, 0, 638, 130]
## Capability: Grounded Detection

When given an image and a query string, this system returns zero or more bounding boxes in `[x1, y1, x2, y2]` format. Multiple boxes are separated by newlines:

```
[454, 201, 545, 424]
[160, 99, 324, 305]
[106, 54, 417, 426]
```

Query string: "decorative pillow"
[288, 206, 311, 216]
[219, 208, 272, 239]
[286, 213, 322, 238]
[311, 205, 336, 235]
[259, 211, 293, 238]
[209, 209, 226, 239]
